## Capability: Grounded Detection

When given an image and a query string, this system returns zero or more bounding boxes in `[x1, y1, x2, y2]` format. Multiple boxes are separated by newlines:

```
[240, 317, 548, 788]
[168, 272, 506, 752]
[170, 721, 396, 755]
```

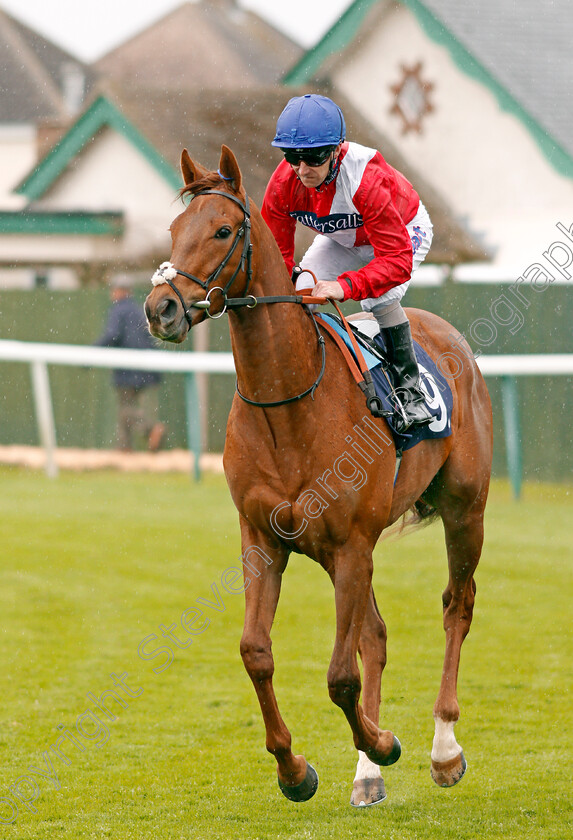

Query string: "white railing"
[0, 341, 234, 479]
[476, 354, 573, 375]
[0, 341, 235, 372]
[0, 340, 571, 493]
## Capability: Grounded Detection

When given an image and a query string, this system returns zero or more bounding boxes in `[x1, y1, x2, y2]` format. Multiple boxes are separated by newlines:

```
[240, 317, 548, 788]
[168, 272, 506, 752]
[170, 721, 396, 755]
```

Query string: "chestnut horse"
[145, 146, 492, 807]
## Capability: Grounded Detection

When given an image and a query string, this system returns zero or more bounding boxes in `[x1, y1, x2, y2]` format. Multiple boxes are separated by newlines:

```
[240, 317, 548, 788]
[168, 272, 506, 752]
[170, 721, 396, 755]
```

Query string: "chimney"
[61, 61, 86, 116]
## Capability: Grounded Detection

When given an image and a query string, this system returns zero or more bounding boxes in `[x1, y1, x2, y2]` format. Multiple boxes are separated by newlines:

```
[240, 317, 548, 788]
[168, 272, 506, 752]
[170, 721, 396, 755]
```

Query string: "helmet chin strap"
[314, 152, 341, 192]
[324, 153, 341, 185]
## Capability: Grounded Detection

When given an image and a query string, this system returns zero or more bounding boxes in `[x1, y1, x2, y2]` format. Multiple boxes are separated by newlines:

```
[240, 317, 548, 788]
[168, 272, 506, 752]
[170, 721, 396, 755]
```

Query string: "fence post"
[30, 360, 58, 478]
[184, 372, 201, 481]
[501, 375, 522, 499]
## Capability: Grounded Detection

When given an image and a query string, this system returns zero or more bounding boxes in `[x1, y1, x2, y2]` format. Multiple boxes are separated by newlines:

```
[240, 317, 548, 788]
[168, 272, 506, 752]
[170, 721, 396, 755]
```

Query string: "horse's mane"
[179, 172, 228, 201]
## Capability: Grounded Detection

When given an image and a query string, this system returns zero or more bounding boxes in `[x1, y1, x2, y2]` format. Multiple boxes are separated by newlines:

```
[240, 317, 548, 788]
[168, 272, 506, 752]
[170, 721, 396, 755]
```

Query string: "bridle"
[151, 187, 326, 408]
[151, 185, 390, 417]
[152, 189, 254, 323]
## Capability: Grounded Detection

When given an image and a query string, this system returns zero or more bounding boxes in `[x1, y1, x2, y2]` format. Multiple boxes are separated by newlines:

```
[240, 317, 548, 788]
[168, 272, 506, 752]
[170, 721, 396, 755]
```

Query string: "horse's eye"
[214, 226, 232, 240]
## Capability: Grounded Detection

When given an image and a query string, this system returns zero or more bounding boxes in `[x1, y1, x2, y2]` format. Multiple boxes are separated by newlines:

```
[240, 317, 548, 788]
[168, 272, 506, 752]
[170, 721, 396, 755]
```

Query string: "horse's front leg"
[239, 519, 318, 802]
[327, 546, 401, 771]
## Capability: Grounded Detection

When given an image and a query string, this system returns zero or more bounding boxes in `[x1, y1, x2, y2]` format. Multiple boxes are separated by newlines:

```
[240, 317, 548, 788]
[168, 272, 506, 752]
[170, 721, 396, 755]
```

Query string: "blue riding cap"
[272, 94, 346, 149]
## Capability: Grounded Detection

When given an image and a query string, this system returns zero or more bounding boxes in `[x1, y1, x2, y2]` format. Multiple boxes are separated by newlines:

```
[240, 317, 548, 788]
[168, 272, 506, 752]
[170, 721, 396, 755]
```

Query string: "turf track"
[0, 469, 571, 839]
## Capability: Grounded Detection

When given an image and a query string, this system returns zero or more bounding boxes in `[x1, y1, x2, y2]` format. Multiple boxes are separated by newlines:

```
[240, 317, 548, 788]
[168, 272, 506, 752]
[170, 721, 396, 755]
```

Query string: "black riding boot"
[379, 321, 433, 431]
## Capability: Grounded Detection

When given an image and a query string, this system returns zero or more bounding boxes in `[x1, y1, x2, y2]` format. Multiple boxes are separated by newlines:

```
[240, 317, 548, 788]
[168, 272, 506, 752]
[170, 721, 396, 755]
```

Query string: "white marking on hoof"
[431, 717, 461, 764]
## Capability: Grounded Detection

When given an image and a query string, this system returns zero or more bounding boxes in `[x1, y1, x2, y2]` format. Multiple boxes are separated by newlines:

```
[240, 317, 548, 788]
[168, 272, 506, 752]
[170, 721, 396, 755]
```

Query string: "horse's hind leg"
[431, 493, 487, 787]
[352, 588, 388, 807]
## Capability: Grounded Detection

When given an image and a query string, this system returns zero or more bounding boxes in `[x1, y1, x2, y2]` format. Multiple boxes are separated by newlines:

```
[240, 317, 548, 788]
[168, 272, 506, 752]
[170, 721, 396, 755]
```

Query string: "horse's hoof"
[366, 734, 402, 767]
[350, 777, 387, 807]
[431, 751, 467, 787]
[277, 761, 319, 802]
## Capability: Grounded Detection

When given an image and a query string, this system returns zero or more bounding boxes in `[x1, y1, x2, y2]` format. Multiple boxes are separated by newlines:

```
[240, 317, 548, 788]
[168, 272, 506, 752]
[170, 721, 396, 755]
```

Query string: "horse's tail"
[382, 497, 440, 541]
[412, 498, 439, 523]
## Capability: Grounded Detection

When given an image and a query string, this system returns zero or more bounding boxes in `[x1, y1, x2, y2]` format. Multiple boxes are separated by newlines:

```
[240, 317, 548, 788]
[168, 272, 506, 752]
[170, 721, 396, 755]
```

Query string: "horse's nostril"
[157, 297, 178, 324]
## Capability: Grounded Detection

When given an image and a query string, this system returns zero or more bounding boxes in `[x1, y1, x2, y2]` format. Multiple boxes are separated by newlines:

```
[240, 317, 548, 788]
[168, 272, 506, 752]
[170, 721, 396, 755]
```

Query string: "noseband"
[151, 188, 253, 324]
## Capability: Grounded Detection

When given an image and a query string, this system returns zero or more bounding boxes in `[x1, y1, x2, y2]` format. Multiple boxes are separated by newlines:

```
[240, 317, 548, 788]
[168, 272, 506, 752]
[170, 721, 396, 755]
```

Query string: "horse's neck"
[228, 218, 319, 406]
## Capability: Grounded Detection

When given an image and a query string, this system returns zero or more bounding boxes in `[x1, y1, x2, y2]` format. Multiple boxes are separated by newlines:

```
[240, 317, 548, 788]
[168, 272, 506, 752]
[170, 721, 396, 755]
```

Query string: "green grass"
[0, 469, 571, 839]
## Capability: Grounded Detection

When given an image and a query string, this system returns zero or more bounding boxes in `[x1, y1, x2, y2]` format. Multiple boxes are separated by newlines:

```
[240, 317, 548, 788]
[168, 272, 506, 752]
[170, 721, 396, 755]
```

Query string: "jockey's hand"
[311, 280, 345, 301]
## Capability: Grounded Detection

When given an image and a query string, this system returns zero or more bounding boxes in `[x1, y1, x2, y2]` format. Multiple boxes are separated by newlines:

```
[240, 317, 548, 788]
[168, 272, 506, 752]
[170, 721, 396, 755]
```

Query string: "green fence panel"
[0, 284, 571, 481]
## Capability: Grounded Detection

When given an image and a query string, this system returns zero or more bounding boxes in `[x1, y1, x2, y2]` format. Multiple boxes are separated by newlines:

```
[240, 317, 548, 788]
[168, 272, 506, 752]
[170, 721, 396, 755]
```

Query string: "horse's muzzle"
[145, 289, 190, 343]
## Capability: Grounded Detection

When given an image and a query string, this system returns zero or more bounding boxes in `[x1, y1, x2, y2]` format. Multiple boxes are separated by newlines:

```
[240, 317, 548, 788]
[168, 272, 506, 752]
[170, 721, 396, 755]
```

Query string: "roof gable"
[284, 0, 380, 87]
[15, 96, 180, 201]
[108, 83, 485, 263]
[96, 0, 302, 91]
[283, 0, 573, 178]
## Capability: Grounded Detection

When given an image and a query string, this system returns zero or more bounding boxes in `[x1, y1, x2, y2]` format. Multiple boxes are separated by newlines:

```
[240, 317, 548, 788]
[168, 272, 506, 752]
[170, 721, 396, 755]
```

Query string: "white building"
[284, 0, 573, 278]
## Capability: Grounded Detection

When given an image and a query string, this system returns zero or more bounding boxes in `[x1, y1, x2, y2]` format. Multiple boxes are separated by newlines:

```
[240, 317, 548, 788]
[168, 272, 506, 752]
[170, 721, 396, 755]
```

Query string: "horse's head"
[145, 145, 252, 343]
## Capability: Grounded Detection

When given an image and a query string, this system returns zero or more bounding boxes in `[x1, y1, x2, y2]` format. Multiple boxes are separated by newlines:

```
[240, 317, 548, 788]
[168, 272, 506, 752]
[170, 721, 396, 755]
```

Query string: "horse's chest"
[228, 442, 371, 548]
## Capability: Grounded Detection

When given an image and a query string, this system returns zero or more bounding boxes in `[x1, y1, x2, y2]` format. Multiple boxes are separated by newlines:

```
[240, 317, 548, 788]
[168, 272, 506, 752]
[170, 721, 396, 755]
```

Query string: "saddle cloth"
[316, 312, 453, 451]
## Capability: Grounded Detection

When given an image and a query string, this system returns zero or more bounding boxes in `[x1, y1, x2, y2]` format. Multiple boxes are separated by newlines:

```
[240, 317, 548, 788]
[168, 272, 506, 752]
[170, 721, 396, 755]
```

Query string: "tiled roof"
[95, 0, 303, 90]
[16, 79, 485, 262]
[0, 6, 96, 122]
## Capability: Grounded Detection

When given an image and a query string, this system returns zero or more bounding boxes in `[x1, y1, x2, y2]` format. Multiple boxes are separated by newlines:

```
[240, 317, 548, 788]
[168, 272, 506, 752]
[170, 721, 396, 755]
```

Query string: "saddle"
[315, 309, 453, 451]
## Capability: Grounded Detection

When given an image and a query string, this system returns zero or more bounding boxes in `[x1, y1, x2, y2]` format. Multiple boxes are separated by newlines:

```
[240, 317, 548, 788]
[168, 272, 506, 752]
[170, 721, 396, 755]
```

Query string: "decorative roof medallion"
[390, 62, 434, 134]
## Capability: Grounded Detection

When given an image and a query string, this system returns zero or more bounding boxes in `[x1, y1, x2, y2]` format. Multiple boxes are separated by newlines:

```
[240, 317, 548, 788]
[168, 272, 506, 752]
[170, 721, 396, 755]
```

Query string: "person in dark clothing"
[95, 275, 165, 451]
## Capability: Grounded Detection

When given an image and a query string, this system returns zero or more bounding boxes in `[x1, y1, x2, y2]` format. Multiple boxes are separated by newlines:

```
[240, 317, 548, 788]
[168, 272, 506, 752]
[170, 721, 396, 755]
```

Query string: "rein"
[151, 187, 384, 414]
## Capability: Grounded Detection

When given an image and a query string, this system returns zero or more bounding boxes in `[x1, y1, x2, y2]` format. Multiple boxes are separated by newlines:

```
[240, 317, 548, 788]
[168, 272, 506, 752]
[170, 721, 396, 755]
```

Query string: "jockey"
[262, 93, 433, 430]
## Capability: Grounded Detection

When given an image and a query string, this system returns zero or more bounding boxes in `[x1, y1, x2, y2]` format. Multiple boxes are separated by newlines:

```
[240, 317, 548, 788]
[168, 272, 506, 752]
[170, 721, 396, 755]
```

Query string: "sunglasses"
[281, 146, 335, 167]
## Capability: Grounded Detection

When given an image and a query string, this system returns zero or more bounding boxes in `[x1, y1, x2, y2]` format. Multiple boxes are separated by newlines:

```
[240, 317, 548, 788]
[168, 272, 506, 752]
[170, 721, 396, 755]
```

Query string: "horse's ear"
[218, 145, 242, 192]
[180, 149, 208, 186]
